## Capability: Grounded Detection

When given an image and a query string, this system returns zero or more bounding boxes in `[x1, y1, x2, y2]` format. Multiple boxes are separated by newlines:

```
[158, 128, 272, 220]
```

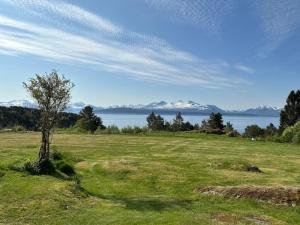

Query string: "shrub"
[11, 125, 26, 132]
[243, 125, 264, 138]
[280, 121, 300, 143]
[24, 160, 56, 175]
[121, 126, 146, 134]
[292, 132, 300, 144]
[55, 160, 75, 176]
[226, 130, 240, 137]
[51, 150, 63, 160]
[281, 127, 294, 143]
[98, 125, 120, 134]
[200, 128, 225, 135]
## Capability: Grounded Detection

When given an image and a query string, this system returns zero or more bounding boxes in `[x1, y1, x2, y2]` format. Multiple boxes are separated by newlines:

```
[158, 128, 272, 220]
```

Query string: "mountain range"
[0, 100, 281, 116]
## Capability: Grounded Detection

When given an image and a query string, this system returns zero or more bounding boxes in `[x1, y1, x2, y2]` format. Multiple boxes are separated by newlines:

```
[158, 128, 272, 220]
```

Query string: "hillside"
[0, 100, 281, 116]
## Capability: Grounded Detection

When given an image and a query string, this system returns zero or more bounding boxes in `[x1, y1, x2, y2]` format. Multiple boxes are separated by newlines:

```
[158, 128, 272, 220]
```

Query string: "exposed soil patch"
[211, 213, 272, 224]
[198, 185, 300, 206]
[243, 215, 271, 224]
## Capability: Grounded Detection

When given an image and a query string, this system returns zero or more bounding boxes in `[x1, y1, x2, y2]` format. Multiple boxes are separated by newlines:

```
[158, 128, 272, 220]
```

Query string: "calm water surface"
[98, 113, 279, 133]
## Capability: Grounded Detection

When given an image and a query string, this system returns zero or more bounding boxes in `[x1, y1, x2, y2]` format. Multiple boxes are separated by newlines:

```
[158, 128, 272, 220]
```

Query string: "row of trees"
[146, 111, 238, 135]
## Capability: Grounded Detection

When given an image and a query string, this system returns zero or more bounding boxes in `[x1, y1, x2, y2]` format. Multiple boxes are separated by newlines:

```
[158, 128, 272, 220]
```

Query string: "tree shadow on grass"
[83, 190, 193, 211]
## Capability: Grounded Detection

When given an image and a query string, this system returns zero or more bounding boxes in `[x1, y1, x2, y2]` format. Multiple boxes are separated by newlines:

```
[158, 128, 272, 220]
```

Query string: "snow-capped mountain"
[0, 100, 281, 116]
[243, 106, 281, 116]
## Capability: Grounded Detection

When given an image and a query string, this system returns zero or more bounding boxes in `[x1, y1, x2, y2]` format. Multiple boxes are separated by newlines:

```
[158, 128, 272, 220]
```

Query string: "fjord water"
[99, 113, 280, 133]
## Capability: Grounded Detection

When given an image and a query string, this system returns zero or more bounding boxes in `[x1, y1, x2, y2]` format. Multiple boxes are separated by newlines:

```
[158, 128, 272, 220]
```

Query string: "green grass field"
[0, 132, 300, 225]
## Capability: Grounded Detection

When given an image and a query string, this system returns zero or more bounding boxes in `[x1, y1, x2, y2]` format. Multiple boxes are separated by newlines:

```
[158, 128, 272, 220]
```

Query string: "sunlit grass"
[0, 132, 299, 224]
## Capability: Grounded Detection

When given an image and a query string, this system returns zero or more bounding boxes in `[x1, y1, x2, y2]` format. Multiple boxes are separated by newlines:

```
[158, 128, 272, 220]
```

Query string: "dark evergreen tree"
[207, 112, 224, 130]
[172, 112, 184, 131]
[280, 90, 300, 132]
[146, 112, 165, 131]
[77, 106, 104, 132]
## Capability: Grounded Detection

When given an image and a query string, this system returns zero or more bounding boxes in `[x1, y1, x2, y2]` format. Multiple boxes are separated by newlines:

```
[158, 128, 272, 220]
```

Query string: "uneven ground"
[0, 132, 299, 225]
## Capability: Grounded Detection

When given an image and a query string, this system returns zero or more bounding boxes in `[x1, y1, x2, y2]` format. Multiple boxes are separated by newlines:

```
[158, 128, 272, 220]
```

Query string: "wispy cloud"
[0, 0, 249, 88]
[143, 0, 235, 31]
[255, 0, 300, 56]
[234, 64, 255, 74]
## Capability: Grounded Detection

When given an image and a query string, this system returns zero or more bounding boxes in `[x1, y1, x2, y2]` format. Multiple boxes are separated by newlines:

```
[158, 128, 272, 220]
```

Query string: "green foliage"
[280, 90, 300, 132]
[265, 123, 278, 137]
[244, 124, 264, 138]
[51, 150, 63, 160]
[97, 125, 120, 134]
[224, 122, 234, 133]
[226, 130, 240, 137]
[0, 106, 78, 131]
[55, 160, 75, 176]
[121, 126, 147, 134]
[24, 160, 56, 175]
[281, 126, 294, 143]
[208, 112, 224, 130]
[11, 125, 26, 132]
[281, 120, 300, 144]
[77, 106, 104, 133]
[171, 112, 184, 131]
[201, 113, 225, 132]
[146, 112, 165, 131]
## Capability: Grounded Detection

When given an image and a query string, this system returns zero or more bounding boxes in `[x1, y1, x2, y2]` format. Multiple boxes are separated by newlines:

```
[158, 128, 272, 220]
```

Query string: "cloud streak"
[143, 0, 235, 31]
[0, 0, 249, 88]
[255, 0, 300, 56]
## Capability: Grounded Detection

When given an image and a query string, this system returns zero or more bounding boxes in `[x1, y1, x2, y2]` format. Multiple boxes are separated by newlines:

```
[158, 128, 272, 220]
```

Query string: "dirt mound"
[197, 185, 300, 206]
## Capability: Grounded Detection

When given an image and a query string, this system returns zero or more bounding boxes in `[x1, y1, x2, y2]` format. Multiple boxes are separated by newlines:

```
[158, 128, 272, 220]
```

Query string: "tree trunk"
[38, 130, 50, 164]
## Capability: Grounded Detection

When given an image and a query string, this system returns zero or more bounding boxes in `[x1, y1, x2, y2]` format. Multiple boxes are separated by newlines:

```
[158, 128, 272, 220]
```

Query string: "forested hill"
[0, 106, 79, 130]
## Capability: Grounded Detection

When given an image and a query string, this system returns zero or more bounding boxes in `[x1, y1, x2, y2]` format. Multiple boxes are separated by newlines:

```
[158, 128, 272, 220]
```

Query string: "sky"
[0, 0, 299, 109]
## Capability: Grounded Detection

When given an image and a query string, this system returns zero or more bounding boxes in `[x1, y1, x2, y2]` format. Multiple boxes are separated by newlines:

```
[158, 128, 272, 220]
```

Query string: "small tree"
[77, 106, 104, 133]
[265, 123, 278, 136]
[172, 112, 184, 131]
[146, 112, 165, 131]
[244, 125, 264, 138]
[279, 90, 300, 132]
[207, 112, 224, 130]
[224, 122, 234, 133]
[23, 70, 74, 173]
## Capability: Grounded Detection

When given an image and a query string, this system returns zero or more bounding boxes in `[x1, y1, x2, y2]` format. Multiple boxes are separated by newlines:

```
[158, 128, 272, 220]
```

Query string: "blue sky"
[0, 0, 299, 109]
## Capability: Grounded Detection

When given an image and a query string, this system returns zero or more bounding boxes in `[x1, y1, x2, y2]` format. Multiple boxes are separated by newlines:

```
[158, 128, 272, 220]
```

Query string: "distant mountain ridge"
[0, 100, 281, 116]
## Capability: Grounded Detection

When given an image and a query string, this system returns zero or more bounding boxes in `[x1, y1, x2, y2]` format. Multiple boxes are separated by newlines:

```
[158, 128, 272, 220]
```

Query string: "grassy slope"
[0, 132, 299, 225]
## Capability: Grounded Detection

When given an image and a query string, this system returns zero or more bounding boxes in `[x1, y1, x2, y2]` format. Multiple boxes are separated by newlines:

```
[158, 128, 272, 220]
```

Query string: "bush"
[55, 160, 75, 176]
[24, 160, 56, 175]
[51, 150, 63, 160]
[226, 130, 240, 137]
[281, 127, 294, 143]
[292, 132, 300, 144]
[281, 121, 300, 144]
[199, 128, 225, 135]
[98, 125, 120, 134]
[11, 125, 26, 132]
[121, 126, 146, 134]
[243, 125, 264, 138]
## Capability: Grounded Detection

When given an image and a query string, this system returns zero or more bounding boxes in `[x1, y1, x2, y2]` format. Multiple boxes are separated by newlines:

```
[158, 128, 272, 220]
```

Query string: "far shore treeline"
[0, 90, 299, 144]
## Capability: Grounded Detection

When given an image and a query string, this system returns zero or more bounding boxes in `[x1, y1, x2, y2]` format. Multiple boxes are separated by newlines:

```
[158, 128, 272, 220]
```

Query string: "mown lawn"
[0, 132, 299, 225]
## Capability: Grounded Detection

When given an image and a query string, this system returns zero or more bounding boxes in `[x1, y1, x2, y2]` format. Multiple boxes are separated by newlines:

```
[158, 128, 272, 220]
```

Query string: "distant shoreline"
[95, 111, 280, 118]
